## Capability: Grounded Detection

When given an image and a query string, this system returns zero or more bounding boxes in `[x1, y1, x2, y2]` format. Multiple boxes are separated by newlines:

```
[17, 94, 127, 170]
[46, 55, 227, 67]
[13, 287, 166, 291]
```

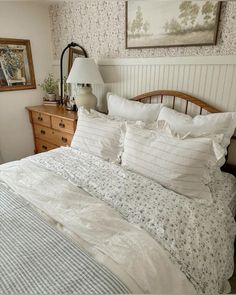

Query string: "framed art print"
[68, 48, 85, 74]
[0, 38, 36, 91]
[126, 0, 221, 49]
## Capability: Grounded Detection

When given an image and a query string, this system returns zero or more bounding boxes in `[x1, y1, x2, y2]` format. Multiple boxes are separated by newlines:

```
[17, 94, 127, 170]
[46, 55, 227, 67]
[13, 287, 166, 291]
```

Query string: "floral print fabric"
[29, 147, 236, 294]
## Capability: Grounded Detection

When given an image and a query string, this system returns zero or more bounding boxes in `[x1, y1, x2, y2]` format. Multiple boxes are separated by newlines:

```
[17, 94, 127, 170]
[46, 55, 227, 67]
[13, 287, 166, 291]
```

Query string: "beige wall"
[0, 1, 53, 163]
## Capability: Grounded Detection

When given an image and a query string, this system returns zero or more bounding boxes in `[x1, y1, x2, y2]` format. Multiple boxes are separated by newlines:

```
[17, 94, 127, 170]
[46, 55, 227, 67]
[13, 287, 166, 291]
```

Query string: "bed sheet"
[209, 168, 236, 216]
[0, 147, 235, 294]
[0, 158, 197, 295]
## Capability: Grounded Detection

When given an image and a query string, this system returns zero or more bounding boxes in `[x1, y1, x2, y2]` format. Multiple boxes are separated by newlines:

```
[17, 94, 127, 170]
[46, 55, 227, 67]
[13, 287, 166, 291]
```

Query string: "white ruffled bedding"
[0, 147, 235, 294]
[209, 168, 236, 216]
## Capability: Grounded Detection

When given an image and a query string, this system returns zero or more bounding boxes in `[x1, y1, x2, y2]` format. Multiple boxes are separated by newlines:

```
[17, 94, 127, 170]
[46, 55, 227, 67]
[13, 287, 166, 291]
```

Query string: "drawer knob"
[61, 137, 68, 143]
[40, 130, 46, 135]
[59, 122, 65, 128]
[42, 145, 47, 150]
[38, 116, 43, 121]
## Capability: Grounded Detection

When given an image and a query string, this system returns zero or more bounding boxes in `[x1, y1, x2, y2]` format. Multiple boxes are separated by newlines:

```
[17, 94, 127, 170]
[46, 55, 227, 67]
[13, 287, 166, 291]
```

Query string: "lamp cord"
[60, 42, 88, 106]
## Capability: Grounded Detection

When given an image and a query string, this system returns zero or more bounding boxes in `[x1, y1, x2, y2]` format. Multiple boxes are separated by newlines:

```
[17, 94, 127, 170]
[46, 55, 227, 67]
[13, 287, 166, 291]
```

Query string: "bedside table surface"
[26, 105, 78, 121]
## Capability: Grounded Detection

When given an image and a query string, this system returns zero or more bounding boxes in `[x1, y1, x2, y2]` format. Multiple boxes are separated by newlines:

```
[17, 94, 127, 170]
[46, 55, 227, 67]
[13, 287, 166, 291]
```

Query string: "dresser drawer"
[53, 130, 73, 146]
[32, 111, 51, 127]
[51, 117, 75, 134]
[35, 139, 57, 153]
[34, 125, 54, 143]
[34, 124, 73, 147]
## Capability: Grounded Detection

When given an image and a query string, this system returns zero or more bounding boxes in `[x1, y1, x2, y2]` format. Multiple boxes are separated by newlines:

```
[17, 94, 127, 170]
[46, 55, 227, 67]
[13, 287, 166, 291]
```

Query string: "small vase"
[46, 93, 56, 101]
[75, 86, 97, 110]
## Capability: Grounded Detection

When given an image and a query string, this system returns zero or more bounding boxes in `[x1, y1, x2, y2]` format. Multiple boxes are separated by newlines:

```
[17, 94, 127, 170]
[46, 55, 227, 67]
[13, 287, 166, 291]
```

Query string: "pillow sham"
[71, 108, 125, 162]
[158, 107, 236, 165]
[122, 124, 217, 202]
[90, 109, 149, 128]
[107, 93, 163, 123]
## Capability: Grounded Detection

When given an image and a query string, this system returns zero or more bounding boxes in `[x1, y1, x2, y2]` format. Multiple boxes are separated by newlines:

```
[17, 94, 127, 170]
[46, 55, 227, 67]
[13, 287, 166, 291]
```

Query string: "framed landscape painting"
[0, 38, 36, 91]
[126, 0, 222, 49]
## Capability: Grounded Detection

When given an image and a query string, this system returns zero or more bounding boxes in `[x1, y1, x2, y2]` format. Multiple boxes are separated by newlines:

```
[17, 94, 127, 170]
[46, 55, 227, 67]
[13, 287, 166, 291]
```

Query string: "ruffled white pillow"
[71, 108, 125, 162]
[158, 107, 236, 166]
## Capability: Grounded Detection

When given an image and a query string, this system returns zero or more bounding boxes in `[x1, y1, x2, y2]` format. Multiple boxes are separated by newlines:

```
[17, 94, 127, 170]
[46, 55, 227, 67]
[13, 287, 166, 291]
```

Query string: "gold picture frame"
[0, 38, 36, 92]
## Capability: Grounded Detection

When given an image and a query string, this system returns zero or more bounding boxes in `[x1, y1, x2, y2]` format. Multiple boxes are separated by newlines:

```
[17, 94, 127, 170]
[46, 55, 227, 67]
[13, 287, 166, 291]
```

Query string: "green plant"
[39, 74, 58, 94]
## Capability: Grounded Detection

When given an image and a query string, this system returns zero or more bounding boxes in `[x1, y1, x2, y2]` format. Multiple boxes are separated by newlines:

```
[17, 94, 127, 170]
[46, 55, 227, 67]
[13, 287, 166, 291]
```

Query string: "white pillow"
[122, 124, 217, 202]
[71, 108, 124, 162]
[158, 107, 236, 165]
[107, 93, 163, 123]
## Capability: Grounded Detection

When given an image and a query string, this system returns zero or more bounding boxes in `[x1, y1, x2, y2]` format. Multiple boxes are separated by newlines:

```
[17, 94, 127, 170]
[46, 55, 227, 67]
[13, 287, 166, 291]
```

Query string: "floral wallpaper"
[49, 1, 236, 60]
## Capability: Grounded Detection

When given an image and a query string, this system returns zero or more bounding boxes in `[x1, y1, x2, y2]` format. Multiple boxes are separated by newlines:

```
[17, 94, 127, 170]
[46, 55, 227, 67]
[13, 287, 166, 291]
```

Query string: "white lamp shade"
[66, 58, 104, 84]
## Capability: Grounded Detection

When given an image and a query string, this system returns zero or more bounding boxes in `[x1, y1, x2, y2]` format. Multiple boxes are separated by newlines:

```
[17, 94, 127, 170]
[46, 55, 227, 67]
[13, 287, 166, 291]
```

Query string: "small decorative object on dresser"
[26, 105, 77, 154]
[39, 73, 58, 101]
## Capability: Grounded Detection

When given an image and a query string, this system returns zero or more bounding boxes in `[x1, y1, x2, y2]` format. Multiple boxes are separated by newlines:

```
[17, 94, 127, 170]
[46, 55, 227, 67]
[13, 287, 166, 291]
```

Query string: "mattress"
[0, 146, 235, 294]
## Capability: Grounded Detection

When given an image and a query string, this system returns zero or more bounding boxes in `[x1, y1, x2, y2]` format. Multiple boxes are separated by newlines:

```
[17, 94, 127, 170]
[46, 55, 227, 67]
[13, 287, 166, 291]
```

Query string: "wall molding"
[97, 55, 236, 66]
[52, 55, 236, 67]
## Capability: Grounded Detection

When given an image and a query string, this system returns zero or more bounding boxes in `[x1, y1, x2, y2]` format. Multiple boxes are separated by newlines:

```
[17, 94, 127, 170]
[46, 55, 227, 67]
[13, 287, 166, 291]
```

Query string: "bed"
[0, 90, 236, 295]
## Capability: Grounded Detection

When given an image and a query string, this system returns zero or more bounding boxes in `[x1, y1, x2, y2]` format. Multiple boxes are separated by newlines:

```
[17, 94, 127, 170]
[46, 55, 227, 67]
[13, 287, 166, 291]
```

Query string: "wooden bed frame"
[130, 90, 236, 176]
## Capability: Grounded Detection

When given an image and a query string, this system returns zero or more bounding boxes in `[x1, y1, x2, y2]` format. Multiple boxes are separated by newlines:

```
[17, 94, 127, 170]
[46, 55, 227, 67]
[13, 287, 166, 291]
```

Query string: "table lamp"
[60, 42, 88, 106]
[66, 58, 104, 110]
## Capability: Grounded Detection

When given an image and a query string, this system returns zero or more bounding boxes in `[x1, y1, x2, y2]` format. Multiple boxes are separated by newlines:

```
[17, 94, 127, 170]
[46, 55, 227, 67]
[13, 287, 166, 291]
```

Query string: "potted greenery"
[39, 74, 58, 100]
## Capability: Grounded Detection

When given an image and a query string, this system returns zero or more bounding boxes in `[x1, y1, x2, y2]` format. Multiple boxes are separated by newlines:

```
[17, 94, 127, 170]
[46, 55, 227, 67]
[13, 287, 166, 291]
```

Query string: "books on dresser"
[43, 99, 59, 106]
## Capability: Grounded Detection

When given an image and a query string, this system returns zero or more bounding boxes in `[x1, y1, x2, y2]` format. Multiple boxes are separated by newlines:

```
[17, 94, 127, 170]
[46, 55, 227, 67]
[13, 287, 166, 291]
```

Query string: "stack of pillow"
[71, 93, 236, 202]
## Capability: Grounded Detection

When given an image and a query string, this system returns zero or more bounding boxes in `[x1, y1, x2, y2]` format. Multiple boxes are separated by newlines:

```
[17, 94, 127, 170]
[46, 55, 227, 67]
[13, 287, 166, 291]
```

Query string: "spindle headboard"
[131, 90, 236, 176]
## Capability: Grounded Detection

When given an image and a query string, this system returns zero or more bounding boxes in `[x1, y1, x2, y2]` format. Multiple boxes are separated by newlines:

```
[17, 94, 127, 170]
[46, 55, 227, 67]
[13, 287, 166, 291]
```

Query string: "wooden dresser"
[26, 105, 77, 154]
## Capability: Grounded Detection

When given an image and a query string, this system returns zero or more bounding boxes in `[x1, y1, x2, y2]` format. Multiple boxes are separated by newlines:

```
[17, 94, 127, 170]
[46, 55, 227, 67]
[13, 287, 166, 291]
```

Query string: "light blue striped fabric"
[0, 181, 130, 295]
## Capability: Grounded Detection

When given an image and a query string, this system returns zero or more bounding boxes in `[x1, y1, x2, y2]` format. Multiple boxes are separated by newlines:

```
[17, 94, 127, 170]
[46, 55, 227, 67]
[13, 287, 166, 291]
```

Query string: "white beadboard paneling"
[52, 55, 236, 112]
[89, 55, 236, 113]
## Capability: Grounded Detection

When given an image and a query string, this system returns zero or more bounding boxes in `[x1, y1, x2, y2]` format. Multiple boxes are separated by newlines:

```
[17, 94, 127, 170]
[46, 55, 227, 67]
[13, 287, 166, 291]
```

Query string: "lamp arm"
[60, 42, 88, 105]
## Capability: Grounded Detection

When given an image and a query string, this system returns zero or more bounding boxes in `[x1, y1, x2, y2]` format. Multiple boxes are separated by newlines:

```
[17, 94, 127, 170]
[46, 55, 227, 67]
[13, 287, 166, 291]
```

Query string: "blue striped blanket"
[0, 181, 130, 294]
